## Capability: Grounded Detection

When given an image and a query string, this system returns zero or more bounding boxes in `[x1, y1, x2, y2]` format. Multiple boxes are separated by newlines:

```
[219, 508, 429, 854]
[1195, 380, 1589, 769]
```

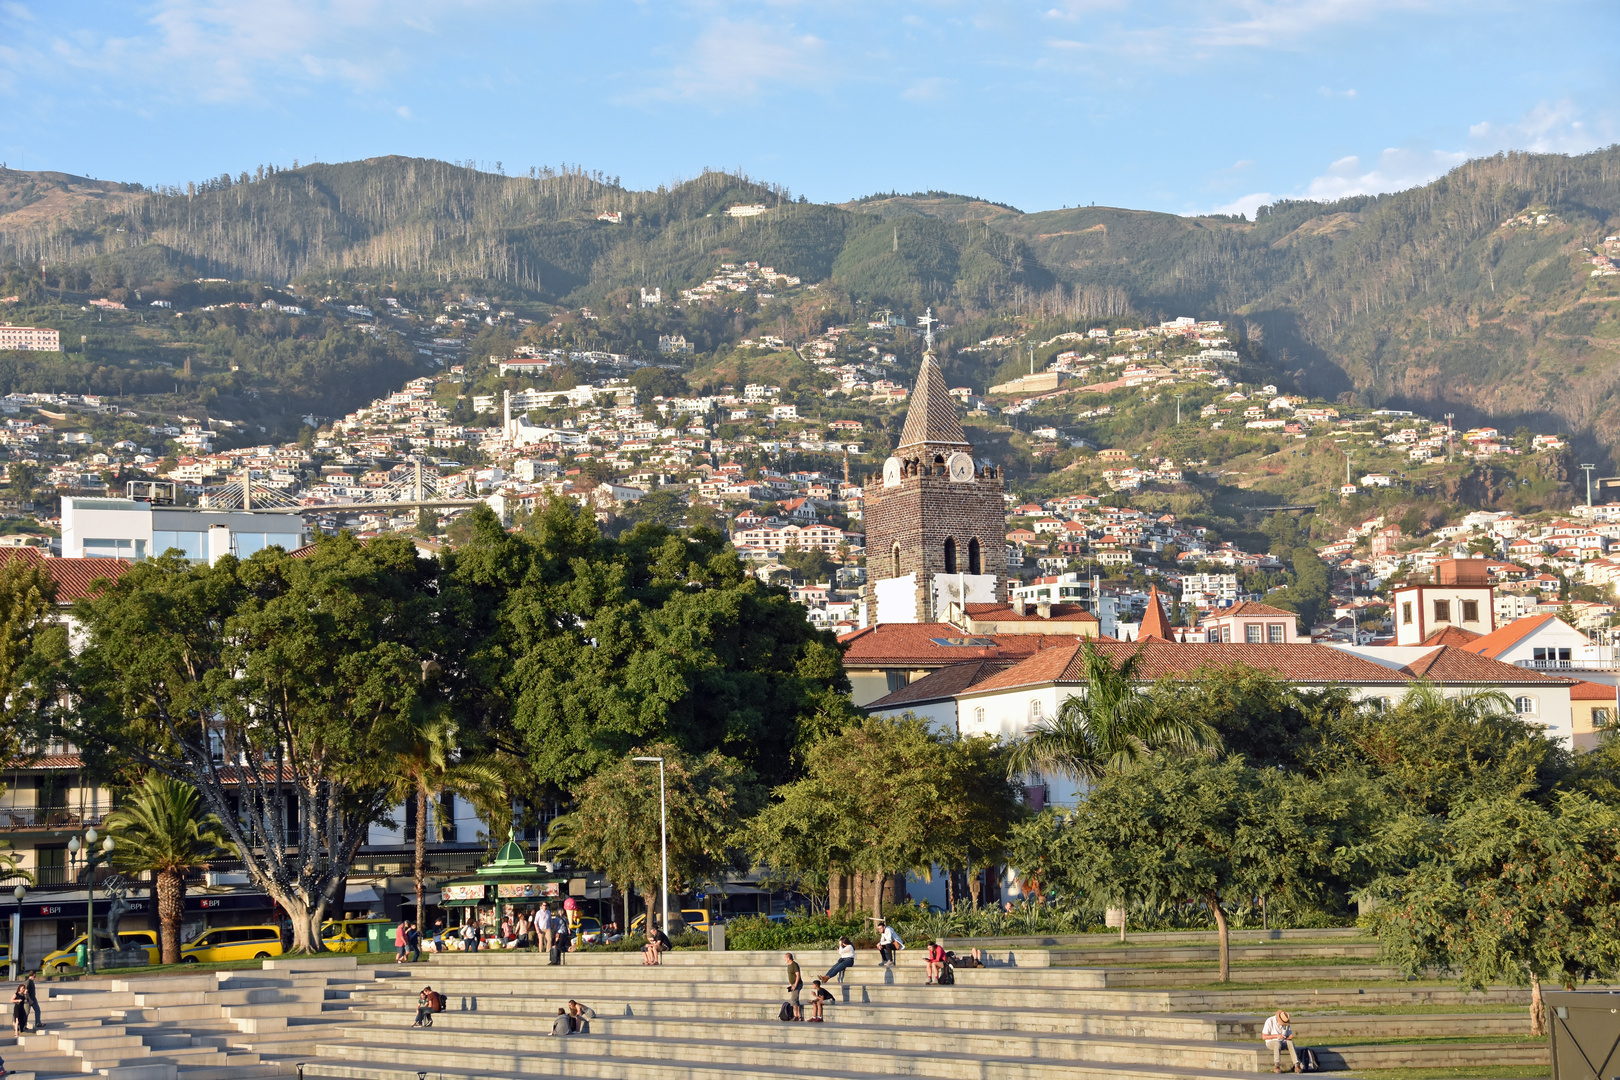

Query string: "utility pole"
[1174, 394, 1185, 424]
[1581, 463, 1596, 506]
[1444, 413, 1455, 461]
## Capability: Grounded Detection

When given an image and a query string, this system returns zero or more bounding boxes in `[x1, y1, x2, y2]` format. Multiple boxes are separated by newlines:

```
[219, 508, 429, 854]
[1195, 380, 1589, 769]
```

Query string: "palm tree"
[390, 717, 507, 929]
[105, 775, 231, 965]
[1007, 642, 1218, 786]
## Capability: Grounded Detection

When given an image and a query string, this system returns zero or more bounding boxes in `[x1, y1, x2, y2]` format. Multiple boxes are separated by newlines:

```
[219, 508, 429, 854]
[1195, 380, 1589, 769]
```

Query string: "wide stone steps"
[307, 1035, 1261, 1080]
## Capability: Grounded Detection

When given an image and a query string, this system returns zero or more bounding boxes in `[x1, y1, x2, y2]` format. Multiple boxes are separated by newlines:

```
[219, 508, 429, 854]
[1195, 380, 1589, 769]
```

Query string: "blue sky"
[0, 1, 1614, 218]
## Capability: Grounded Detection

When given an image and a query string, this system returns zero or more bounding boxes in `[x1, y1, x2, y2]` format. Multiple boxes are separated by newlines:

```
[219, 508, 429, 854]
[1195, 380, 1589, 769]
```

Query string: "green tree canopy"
[443, 501, 857, 795]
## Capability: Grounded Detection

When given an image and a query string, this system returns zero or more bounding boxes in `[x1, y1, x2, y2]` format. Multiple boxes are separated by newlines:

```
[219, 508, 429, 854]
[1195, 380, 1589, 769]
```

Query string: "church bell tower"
[863, 312, 1006, 624]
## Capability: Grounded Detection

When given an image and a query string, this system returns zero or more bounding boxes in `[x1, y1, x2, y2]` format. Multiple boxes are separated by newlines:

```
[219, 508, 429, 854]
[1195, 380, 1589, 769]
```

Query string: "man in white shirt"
[1262, 1010, 1299, 1073]
[534, 906, 553, 953]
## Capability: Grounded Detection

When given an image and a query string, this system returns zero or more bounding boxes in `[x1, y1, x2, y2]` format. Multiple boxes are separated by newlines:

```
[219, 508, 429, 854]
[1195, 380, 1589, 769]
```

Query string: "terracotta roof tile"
[963, 641, 1419, 695]
[1400, 644, 1574, 686]
[1418, 625, 1484, 645]
[1217, 600, 1296, 619]
[1459, 614, 1557, 660]
[868, 660, 1017, 709]
[1571, 679, 1617, 701]
[1139, 585, 1173, 640]
[838, 623, 1073, 666]
[963, 602, 1099, 624]
[0, 549, 130, 601]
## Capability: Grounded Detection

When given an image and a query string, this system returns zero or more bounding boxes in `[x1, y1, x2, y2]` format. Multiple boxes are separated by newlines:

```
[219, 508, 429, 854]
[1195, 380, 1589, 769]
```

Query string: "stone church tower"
[863, 345, 1006, 624]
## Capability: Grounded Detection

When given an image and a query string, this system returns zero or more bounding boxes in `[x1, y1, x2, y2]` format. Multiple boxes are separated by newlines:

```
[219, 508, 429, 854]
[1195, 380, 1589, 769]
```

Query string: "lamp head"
[84, 827, 97, 845]
[12, 885, 24, 901]
[632, 756, 662, 763]
[102, 836, 115, 854]
[66, 836, 80, 854]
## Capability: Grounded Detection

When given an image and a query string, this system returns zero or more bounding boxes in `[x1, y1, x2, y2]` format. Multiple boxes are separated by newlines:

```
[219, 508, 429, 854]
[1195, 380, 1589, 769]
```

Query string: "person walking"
[394, 921, 409, 964]
[784, 952, 803, 1021]
[461, 919, 480, 953]
[23, 973, 39, 1032]
[535, 905, 553, 954]
[1262, 1009, 1300, 1073]
[877, 921, 903, 966]
[823, 937, 856, 983]
[405, 921, 422, 962]
[9, 985, 25, 1035]
[567, 1000, 596, 1033]
[431, 920, 447, 953]
[807, 977, 834, 1022]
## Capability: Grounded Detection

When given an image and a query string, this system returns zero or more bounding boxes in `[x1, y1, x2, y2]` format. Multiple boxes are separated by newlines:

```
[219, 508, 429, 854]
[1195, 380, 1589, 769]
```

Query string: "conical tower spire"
[1138, 585, 1174, 642]
[897, 351, 970, 454]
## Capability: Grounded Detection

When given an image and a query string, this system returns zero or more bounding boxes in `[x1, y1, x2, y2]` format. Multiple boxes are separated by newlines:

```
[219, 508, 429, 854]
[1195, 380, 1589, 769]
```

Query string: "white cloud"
[1304, 147, 1467, 201]
[1468, 99, 1612, 155]
[901, 76, 948, 102]
[396, 105, 412, 119]
[639, 18, 831, 105]
[1210, 191, 1274, 219]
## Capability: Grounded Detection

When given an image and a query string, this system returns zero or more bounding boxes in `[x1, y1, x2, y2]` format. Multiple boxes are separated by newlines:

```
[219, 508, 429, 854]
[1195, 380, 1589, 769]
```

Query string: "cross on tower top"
[917, 307, 937, 349]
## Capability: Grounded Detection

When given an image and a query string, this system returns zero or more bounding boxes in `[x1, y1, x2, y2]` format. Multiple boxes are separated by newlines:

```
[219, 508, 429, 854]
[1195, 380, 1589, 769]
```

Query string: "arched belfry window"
[943, 537, 957, 574]
[968, 538, 981, 574]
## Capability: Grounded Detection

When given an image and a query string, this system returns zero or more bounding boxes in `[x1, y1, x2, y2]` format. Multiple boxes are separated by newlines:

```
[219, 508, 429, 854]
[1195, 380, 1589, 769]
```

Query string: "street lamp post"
[9, 884, 24, 981]
[67, 829, 115, 973]
[632, 757, 669, 938]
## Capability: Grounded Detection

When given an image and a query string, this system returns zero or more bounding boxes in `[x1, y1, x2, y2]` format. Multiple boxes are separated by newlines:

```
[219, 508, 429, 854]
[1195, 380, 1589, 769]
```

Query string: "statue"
[102, 875, 131, 947]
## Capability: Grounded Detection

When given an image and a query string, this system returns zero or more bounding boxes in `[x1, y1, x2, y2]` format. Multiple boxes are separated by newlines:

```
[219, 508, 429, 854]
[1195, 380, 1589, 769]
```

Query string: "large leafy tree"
[0, 554, 69, 761]
[442, 501, 857, 795]
[1006, 642, 1217, 787]
[70, 536, 438, 951]
[746, 715, 1023, 921]
[1365, 792, 1620, 1034]
[544, 743, 757, 924]
[388, 717, 508, 929]
[105, 775, 231, 964]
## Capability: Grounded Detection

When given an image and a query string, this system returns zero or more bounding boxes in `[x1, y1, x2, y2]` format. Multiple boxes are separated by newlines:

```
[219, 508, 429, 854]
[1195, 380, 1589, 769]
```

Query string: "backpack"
[778, 1002, 795, 1022]
[937, 965, 955, 986]
[1297, 1048, 1319, 1073]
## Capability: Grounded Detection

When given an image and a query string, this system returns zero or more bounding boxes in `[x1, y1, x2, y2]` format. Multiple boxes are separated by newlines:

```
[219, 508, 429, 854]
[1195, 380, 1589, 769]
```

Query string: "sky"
[0, 1, 1614, 218]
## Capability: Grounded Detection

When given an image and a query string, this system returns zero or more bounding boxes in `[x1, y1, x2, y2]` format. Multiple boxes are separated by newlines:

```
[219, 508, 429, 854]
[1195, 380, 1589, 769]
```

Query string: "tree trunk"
[1530, 971, 1546, 1036]
[156, 869, 185, 965]
[873, 869, 883, 925]
[415, 786, 428, 930]
[1209, 894, 1230, 983]
[624, 885, 631, 935]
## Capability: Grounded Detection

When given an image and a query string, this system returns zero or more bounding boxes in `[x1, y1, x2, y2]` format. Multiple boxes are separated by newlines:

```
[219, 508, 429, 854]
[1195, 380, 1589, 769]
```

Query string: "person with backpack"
[1262, 1009, 1301, 1073]
[924, 939, 948, 984]
[823, 937, 856, 982]
[784, 952, 803, 1021]
[412, 986, 443, 1028]
[807, 977, 834, 1022]
[877, 921, 903, 966]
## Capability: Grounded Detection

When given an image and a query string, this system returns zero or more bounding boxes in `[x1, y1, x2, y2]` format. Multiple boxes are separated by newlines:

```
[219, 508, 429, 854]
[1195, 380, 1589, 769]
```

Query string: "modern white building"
[62, 496, 308, 562]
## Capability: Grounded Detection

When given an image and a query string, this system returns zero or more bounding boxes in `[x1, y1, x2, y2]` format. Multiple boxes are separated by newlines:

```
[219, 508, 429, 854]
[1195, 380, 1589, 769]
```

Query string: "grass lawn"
[1304, 1004, 1527, 1017]
[1322, 1035, 1542, 1046]
[1153, 979, 1519, 992]
[1119, 957, 1387, 971]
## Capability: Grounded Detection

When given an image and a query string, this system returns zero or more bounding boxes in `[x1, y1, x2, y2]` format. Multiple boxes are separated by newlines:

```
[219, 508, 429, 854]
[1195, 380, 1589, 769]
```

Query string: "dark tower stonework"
[863, 350, 1006, 624]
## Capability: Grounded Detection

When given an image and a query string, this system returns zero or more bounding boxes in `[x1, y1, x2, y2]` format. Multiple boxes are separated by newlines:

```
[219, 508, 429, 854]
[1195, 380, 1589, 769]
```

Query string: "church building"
[863, 331, 1007, 625]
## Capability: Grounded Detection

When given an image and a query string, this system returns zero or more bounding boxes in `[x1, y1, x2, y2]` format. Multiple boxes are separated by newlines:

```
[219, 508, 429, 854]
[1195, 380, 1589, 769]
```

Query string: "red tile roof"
[0, 548, 130, 601]
[1139, 585, 1173, 641]
[963, 602, 1099, 624]
[1398, 644, 1573, 686]
[1570, 679, 1618, 701]
[1214, 600, 1296, 619]
[868, 660, 1017, 709]
[961, 641, 1418, 694]
[1459, 614, 1558, 660]
[1418, 625, 1484, 646]
[838, 623, 1075, 667]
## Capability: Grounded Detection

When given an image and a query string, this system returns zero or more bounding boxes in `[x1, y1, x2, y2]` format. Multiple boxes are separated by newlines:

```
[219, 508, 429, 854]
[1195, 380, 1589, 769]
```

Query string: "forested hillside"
[4, 150, 1620, 453]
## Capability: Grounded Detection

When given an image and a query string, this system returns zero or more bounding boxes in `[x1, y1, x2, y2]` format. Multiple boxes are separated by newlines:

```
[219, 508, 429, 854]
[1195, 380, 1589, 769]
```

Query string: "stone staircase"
[288, 935, 1545, 1080]
[4, 955, 410, 1080]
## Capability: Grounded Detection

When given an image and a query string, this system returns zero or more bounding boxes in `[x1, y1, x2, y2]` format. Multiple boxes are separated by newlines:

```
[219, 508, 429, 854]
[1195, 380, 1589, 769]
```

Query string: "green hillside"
[5, 149, 1620, 458]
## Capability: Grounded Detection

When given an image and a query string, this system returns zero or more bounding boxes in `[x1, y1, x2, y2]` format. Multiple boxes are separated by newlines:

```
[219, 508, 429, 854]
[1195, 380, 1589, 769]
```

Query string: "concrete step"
[97, 1064, 176, 1080]
[306, 1040, 1255, 1080]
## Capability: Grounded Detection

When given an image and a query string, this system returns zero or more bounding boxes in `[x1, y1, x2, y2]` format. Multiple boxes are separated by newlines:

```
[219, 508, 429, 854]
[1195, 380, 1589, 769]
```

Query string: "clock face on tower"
[883, 456, 903, 488]
[947, 452, 975, 483]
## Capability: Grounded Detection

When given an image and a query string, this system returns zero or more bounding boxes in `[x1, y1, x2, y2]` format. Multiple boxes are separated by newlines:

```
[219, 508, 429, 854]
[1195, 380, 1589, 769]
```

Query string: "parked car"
[41, 930, 159, 974]
[180, 924, 285, 964]
[631, 909, 711, 934]
[319, 917, 391, 954]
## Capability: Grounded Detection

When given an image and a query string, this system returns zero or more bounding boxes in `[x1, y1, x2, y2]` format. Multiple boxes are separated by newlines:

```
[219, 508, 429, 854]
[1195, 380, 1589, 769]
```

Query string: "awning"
[343, 885, 380, 906]
[440, 898, 482, 908]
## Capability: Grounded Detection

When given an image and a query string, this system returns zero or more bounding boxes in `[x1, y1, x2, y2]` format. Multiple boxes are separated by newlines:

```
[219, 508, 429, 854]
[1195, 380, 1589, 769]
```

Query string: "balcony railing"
[0, 808, 108, 830]
[34, 865, 67, 886]
[1515, 659, 1574, 670]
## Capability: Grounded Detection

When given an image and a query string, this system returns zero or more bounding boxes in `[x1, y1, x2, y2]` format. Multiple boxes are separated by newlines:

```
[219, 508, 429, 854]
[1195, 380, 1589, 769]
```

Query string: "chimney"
[1012, 595, 1027, 617]
[1036, 600, 1052, 620]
